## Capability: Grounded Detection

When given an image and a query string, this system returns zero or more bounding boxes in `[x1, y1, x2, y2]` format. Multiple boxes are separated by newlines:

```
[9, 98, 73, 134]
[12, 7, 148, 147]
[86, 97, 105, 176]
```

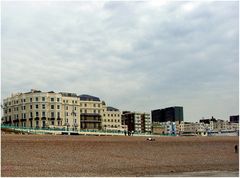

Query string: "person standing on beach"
[235, 145, 238, 153]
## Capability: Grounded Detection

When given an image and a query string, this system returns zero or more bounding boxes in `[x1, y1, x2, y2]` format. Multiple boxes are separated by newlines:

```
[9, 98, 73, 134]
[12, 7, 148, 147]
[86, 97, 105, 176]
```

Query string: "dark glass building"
[230, 115, 239, 123]
[151, 106, 183, 123]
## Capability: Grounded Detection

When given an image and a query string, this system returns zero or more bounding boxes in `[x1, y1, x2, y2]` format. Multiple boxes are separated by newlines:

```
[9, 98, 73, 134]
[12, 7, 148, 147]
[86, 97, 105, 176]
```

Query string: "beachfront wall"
[2, 89, 123, 131]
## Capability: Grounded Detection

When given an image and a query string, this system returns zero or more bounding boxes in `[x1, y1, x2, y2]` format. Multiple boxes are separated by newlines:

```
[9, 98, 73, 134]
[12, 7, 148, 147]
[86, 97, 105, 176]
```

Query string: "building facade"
[230, 115, 239, 123]
[121, 111, 151, 133]
[2, 89, 122, 131]
[151, 106, 183, 124]
[152, 121, 177, 135]
[102, 106, 123, 131]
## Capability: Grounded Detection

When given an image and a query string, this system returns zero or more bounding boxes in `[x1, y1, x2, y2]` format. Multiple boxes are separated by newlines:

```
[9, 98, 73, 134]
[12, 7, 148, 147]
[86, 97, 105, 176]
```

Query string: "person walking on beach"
[235, 145, 238, 153]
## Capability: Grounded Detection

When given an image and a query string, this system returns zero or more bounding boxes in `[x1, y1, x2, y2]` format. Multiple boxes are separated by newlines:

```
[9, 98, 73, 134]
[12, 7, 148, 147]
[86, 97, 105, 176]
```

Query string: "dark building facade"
[230, 115, 239, 123]
[199, 116, 217, 124]
[122, 111, 135, 132]
[151, 106, 183, 123]
[121, 111, 151, 133]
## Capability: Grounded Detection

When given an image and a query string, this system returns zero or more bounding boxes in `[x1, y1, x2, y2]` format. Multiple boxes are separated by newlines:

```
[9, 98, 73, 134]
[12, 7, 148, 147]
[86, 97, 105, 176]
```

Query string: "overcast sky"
[1, 1, 239, 122]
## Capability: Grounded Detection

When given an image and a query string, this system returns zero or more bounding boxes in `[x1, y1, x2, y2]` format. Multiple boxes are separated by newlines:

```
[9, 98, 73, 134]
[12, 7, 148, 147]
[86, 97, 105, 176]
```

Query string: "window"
[51, 98, 54, 102]
[36, 112, 39, 117]
[30, 105, 32, 109]
[80, 109, 82, 113]
[9, 108, 11, 112]
[74, 119, 77, 123]
[93, 110, 96, 113]
[36, 121, 39, 127]
[85, 109, 87, 113]
[57, 105, 60, 109]
[75, 101, 77, 104]
[103, 114, 105, 116]
[51, 121, 54, 125]
[42, 104, 45, 109]
[30, 112, 33, 118]
[42, 97, 45, 101]
[66, 106, 68, 110]
[66, 112, 68, 116]
[58, 121, 60, 126]
[24, 106, 26, 110]
[63, 100, 65, 103]
[72, 100, 74, 104]
[42, 111, 45, 117]
[66, 100, 68, 103]
[98, 104, 100, 107]
[35, 97, 38, 102]
[16, 107, 18, 111]
[51, 105, 54, 109]
[36, 104, 39, 109]
[74, 107, 76, 110]
[23, 113, 26, 119]
[66, 118, 68, 123]
[93, 104, 96, 107]
[30, 98, 32, 102]
[57, 98, 60, 102]
[85, 103, 87, 107]
[57, 112, 60, 118]
[51, 112, 54, 118]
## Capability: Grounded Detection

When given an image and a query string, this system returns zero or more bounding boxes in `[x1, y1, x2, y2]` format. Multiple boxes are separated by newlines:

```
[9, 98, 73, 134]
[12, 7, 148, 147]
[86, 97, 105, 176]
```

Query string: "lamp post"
[71, 105, 76, 131]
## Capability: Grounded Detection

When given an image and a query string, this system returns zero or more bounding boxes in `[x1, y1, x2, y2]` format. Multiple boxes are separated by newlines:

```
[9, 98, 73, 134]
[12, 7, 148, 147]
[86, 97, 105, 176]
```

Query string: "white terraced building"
[2, 89, 123, 131]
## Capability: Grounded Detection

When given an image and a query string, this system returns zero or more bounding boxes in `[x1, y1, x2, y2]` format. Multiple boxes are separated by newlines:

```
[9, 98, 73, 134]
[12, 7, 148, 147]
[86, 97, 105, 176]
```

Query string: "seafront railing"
[1, 124, 155, 136]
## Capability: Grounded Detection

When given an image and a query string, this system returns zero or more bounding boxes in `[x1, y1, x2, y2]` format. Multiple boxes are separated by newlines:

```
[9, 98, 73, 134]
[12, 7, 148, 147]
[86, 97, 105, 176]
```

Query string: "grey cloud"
[1, 1, 238, 121]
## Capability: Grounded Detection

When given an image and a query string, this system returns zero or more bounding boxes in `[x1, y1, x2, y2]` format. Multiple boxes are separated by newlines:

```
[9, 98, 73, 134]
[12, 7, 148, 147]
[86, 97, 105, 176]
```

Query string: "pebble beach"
[1, 134, 239, 177]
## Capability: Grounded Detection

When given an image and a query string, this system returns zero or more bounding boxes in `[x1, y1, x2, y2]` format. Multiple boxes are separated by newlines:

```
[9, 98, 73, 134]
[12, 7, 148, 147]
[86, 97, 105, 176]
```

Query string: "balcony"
[81, 120, 101, 123]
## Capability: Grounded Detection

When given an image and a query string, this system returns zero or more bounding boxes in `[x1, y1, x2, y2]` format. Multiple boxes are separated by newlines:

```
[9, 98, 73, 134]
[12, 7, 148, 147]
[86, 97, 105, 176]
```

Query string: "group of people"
[124, 130, 134, 136]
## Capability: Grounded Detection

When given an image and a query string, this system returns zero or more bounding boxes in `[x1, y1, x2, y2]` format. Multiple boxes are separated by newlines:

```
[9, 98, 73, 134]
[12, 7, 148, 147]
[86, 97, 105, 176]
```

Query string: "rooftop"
[78, 94, 100, 101]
